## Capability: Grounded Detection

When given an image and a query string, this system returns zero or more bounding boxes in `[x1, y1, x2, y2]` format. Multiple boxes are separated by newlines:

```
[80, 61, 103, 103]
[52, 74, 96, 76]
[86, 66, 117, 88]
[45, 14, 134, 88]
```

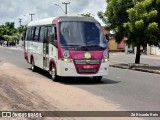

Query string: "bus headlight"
[102, 58, 109, 63]
[60, 58, 73, 63]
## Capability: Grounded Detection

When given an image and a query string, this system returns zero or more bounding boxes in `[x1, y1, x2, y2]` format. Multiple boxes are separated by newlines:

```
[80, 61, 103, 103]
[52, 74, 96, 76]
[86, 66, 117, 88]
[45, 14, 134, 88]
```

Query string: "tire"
[50, 64, 59, 81]
[93, 76, 102, 82]
[31, 59, 36, 72]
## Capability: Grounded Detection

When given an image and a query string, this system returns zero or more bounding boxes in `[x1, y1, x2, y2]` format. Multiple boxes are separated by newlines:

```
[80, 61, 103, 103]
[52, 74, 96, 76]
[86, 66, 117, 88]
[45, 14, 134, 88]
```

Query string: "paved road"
[0, 47, 160, 120]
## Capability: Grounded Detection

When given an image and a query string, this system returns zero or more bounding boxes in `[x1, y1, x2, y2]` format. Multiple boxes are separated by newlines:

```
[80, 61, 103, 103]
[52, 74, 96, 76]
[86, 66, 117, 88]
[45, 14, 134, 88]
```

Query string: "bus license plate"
[84, 65, 93, 69]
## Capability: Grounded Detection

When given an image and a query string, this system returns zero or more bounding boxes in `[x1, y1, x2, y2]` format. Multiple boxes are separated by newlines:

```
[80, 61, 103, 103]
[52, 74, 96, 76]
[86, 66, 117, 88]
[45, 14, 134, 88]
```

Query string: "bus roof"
[27, 16, 99, 27]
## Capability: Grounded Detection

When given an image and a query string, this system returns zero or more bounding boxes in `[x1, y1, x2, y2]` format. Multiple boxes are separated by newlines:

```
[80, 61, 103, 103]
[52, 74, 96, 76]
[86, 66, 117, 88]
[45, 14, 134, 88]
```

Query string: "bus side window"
[26, 28, 31, 41]
[31, 27, 35, 41]
[47, 27, 52, 43]
[44, 27, 48, 43]
[39, 27, 45, 43]
[33, 27, 40, 41]
[51, 26, 57, 47]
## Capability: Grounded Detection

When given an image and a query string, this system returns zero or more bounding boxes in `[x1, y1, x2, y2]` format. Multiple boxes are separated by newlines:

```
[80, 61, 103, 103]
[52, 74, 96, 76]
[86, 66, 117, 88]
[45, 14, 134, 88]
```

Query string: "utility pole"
[29, 13, 35, 21]
[62, 2, 70, 14]
[18, 18, 22, 27]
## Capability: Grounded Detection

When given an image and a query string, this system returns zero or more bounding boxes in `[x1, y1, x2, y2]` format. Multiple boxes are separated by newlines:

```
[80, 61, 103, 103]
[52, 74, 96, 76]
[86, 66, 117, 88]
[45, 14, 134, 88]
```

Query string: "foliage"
[99, 0, 160, 63]
[81, 12, 94, 17]
[97, 11, 111, 29]
[105, 0, 134, 43]
[0, 22, 26, 42]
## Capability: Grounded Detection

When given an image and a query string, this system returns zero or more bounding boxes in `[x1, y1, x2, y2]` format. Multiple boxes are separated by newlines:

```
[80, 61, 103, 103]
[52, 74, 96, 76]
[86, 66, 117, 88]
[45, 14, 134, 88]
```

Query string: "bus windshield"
[59, 21, 107, 51]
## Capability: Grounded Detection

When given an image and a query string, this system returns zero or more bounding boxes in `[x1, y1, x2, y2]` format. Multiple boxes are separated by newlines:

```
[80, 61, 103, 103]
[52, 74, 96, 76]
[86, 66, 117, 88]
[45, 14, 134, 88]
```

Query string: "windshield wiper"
[61, 45, 90, 50]
[61, 45, 82, 47]
[83, 45, 106, 50]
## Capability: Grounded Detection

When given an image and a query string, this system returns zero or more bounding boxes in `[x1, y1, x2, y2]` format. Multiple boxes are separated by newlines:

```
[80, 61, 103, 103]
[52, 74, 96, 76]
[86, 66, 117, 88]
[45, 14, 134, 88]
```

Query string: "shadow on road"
[28, 67, 120, 85]
[58, 78, 120, 85]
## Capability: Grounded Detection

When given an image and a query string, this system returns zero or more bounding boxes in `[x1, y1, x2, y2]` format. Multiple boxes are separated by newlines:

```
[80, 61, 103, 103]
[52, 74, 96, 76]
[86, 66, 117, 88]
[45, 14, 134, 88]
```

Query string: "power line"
[62, 2, 70, 14]
[54, 4, 65, 14]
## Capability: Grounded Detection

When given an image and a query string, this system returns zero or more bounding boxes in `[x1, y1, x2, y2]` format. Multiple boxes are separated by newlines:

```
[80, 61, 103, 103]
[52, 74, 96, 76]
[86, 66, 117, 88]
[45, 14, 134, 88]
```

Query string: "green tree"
[81, 12, 94, 17]
[100, 0, 160, 64]
[97, 11, 110, 29]
[4, 22, 17, 36]
[105, 0, 134, 42]
[0, 22, 20, 46]
[124, 0, 160, 63]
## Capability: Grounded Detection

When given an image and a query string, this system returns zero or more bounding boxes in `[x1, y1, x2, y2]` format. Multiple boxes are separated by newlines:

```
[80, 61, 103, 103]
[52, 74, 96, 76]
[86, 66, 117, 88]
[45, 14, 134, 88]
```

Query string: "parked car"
[0, 40, 3, 46]
[9, 41, 16, 46]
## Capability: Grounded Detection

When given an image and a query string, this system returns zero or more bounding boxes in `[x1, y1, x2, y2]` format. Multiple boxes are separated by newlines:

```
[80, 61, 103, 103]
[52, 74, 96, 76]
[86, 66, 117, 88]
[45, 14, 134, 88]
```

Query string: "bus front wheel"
[50, 64, 58, 81]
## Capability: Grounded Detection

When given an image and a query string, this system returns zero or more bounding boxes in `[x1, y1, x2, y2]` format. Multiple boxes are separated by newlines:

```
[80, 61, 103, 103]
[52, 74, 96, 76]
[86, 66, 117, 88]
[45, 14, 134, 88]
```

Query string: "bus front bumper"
[56, 60, 109, 77]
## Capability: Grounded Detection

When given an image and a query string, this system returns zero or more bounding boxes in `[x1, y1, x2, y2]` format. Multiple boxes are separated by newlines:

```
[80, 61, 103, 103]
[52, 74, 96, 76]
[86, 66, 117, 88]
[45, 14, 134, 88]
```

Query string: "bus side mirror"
[105, 34, 109, 41]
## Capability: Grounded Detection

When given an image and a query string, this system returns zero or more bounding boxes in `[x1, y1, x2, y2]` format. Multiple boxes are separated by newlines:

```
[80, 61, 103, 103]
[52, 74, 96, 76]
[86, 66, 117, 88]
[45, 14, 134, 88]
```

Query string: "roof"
[27, 17, 56, 27]
[27, 15, 99, 27]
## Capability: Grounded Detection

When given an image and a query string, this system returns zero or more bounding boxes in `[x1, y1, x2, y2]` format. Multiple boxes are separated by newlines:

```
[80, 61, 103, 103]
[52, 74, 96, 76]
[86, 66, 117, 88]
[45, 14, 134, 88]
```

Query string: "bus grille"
[78, 68, 97, 73]
[75, 60, 100, 65]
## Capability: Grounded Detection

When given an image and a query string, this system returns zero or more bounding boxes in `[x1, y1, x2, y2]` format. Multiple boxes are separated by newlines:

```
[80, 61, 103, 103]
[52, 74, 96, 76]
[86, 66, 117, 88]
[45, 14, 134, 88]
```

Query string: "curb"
[110, 64, 160, 74]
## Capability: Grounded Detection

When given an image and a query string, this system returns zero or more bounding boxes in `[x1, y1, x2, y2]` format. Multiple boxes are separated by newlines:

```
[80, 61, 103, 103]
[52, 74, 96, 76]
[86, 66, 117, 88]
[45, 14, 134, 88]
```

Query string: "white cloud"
[0, 0, 106, 27]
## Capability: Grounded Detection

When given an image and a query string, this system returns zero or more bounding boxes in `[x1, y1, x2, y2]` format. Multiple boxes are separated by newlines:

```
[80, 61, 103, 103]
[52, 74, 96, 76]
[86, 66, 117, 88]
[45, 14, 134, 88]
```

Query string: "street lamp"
[54, 4, 65, 14]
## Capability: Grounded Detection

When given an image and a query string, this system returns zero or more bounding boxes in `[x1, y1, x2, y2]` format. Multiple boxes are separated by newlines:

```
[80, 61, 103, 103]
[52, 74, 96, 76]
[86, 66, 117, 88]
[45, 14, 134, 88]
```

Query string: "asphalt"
[1, 46, 160, 120]
[2, 45, 160, 74]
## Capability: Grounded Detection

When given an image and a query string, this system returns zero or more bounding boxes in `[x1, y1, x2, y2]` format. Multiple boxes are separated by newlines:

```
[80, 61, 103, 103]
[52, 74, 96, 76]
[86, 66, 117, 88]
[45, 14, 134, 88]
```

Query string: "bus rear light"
[102, 58, 109, 63]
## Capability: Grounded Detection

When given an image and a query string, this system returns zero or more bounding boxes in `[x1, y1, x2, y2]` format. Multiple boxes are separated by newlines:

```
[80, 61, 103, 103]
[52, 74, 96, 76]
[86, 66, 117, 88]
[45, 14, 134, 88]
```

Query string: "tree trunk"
[135, 45, 141, 64]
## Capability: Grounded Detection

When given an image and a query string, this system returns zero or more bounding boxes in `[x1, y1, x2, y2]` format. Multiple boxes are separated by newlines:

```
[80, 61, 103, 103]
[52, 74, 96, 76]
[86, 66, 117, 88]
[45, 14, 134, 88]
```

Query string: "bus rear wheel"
[93, 76, 102, 82]
[31, 59, 36, 72]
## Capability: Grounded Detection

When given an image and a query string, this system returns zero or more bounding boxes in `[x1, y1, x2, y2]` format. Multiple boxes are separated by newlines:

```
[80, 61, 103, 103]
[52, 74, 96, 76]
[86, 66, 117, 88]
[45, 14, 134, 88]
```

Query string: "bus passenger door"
[43, 27, 51, 70]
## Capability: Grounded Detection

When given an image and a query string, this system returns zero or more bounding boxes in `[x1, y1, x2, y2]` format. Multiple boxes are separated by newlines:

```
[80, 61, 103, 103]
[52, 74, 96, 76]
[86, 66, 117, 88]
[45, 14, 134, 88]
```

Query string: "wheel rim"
[31, 61, 34, 70]
[51, 67, 56, 79]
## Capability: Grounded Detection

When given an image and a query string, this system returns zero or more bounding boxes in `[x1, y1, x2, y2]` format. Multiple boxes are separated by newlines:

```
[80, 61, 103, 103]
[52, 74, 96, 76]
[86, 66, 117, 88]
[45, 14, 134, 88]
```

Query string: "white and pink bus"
[24, 16, 109, 81]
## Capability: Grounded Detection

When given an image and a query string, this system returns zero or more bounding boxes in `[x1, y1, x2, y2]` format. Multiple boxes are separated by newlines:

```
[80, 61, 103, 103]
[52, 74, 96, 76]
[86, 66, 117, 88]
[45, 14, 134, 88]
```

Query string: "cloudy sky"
[0, 0, 107, 27]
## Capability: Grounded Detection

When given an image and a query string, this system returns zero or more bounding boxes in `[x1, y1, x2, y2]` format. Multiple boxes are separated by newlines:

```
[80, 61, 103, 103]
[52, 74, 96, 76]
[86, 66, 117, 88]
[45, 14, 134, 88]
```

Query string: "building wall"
[109, 37, 126, 51]
[102, 27, 126, 51]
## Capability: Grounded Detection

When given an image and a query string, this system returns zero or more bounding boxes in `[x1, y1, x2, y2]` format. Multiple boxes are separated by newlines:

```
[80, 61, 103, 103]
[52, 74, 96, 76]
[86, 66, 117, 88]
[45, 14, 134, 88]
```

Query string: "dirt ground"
[0, 63, 142, 120]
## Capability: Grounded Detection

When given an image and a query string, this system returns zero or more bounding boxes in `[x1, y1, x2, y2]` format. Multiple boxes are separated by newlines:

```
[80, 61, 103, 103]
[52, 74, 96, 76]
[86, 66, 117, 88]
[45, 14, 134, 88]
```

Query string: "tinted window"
[59, 22, 107, 51]
[33, 27, 40, 41]
[39, 27, 45, 42]
[47, 27, 52, 43]
[45, 26, 57, 44]
[26, 28, 32, 40]
[31, 27, 34, 41]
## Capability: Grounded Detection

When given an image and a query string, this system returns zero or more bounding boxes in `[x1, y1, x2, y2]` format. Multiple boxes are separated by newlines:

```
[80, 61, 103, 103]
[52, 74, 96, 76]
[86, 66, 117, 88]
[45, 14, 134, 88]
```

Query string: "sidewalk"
[110, 52, 160, 60]
[110, 61, 160, 74]
[109, 52, 160, 74]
